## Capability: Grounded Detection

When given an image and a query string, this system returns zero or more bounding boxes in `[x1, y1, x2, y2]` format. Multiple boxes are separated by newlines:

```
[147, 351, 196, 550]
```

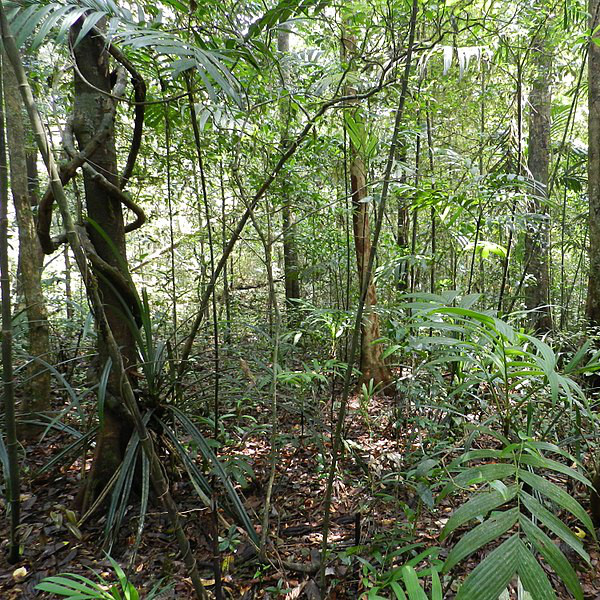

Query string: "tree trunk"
[342, 27, 391, 390]
[0, 49, 21, 565]
[71, 22, 137, 510]
[524, 34, 553, 332]
[2, 53, 51, 419]
[278, 30, 301, 317]
[396, 147, 409, 291]
[588, 0, 600, 326]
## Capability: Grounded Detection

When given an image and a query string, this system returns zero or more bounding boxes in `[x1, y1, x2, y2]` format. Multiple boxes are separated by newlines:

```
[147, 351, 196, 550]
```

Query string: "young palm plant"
[440, 440, 594, 599]
[394, 292, 600, 599]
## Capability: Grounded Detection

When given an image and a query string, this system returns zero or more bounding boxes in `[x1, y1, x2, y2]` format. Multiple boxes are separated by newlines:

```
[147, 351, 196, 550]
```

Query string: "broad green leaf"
[443, 508, 518, 572]
[518, 470, 596, 539]
[447, 449, 502, 469]
[389, 581, 407, 599]
[32, 5, 75, 49]
[518, 454, 591, 487]
[564, 340, 590, 373]
[528, 442, 577, 463]
[9, 3, 41, 40]
[32, 426, 97, 478]
[520, 515, 583, 600]
[73, 10, 108, 47]
[440, 485, 518, 540]
[455, 534, 520, 600]
[520, 492, 589, 564]
[35, 574, 106, 596]
[431, 570, 443, 600]
[440, 463, 516, 500]
[401, 566, 427, 600]
[169, 407, 259, 544]
[13, 4, 54, 46]
[516, 538, 556, 600]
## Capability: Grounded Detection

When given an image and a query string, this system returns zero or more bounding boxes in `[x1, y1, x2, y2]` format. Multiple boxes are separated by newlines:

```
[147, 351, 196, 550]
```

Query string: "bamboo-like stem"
[186, 78, 224, 598]
[498, 56, 523, 313]
[0, 8, 208, 598]
[162, 85, 179, 356]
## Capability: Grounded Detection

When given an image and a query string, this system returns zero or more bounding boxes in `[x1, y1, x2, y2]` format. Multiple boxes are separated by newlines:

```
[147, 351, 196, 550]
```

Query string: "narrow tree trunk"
[64, 245, 73, 321]
[2, 53, 51, 419]
[342, 28, 391, 390]
[396, 146, 409, 291]
[71, 22, 137, 509]
[426, 107, 436, 294]
[410, 123, 421, 293]
[0, 50, 21, 564]
[524, 35, 553, 332]
[278, 30, 301, 317]
[588, 0, 600, 326]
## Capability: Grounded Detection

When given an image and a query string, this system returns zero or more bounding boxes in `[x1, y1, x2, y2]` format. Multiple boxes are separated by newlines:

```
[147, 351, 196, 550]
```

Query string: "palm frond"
[8, 0, 243, 105]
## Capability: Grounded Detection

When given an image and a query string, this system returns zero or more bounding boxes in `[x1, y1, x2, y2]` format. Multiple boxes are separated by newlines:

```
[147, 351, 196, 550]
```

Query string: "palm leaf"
[440, 484, 517, 541]
[455, 534, 520, 600]
[443, 508, 518, 572]
[168, 406, 259, 545]
[520, 515, 583, 600]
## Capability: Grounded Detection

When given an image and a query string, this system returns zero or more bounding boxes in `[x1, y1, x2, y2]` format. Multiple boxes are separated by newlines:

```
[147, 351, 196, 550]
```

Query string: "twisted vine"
[37, 33, 147, 256]
[36, 32, 147, 324]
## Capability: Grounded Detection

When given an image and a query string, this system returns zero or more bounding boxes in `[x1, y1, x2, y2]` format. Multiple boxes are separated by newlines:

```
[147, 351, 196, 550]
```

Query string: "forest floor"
[1, 391, 600, 599]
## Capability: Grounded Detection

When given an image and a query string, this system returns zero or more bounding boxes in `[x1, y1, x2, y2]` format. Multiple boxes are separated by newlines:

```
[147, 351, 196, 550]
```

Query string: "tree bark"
[2, 52, 51, 419]
[524, 34, 553, 332]
[588, 0, 600, 326]
[70, 21, 137, 510]
[278, 30, 301, 317]
[0, 49, 21, 565]
[342, 27, 391, 390]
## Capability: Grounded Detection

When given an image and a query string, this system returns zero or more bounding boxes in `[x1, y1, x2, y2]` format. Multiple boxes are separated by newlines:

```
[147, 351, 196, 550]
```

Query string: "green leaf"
[455, 534, 520, 600]
[520, 515, 583, 600]
[73, 11, 108, 47]
[516, 538, 556, 600]
[32, 426, 98, 478]
[518, 454, 591, 487]
[520, 492, 589, 564]
[440, 463, 516, 499]
[389, 581, 407, 599]
[518, 470, 596, 539]
[564, 340, 590, 373]
[35, 574, 107, 596]
[443, 508, 518, 572]
[400, 566, 427, 600]
[440, 485, 517, 541]
[430, 570, 443, 600]
[169, 407, 259, 545]
[13, 4, 55, 47]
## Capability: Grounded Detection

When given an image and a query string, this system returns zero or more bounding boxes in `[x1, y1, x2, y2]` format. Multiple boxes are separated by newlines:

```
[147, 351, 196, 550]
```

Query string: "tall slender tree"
[588, 0, 600, 326]
[278, 29, 301, 318]
[342, 18, 391, 389]
[524, 32, 553, 332]
[3, 54, 51, 421]
[0, 52, 21, 565]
